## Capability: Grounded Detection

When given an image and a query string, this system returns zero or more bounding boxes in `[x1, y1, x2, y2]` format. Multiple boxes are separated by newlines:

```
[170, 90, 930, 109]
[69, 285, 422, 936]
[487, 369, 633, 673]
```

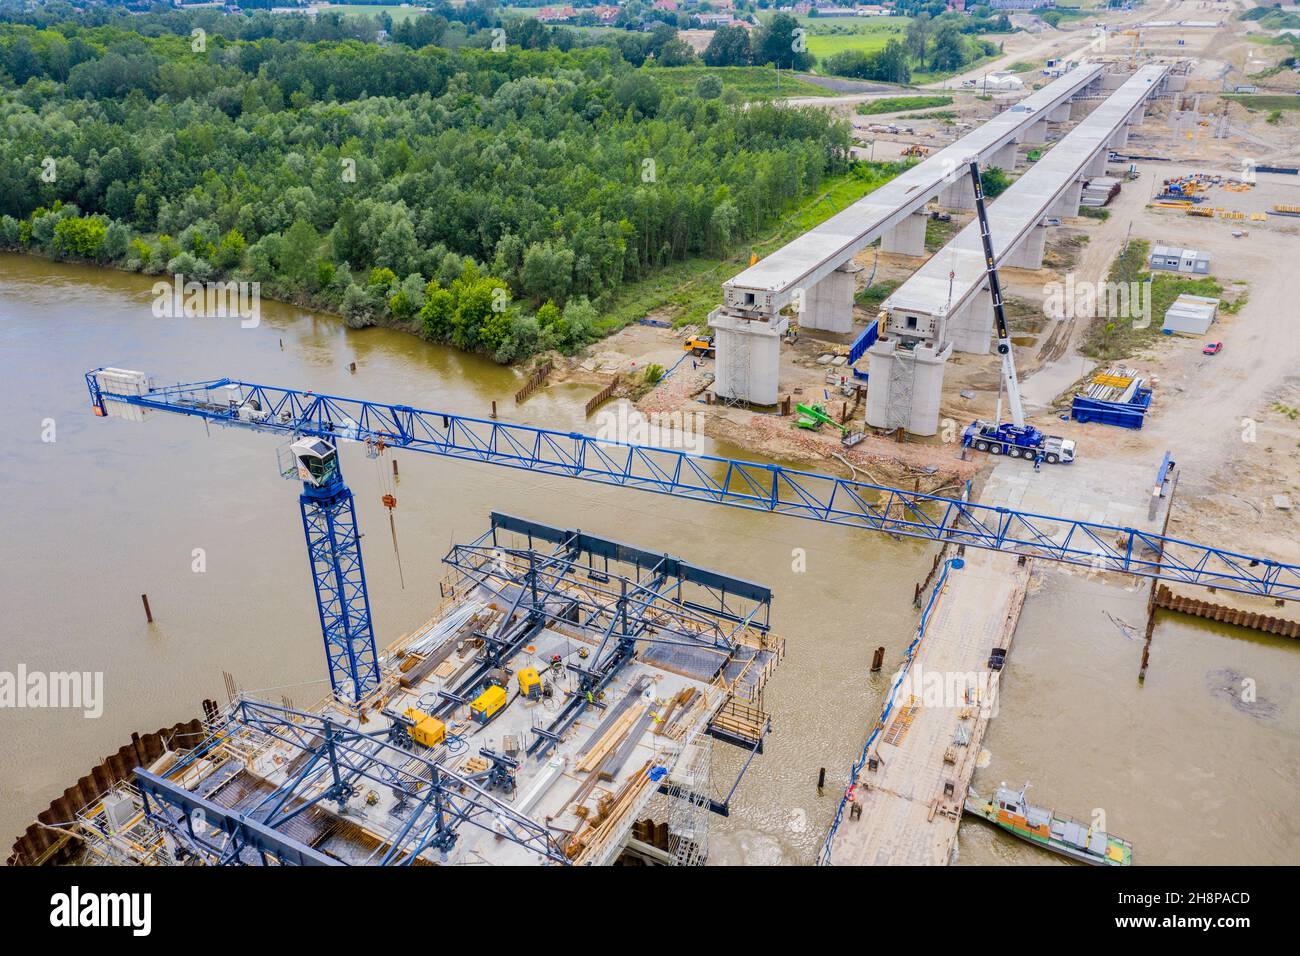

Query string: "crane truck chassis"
[963, 420, 1075, 464]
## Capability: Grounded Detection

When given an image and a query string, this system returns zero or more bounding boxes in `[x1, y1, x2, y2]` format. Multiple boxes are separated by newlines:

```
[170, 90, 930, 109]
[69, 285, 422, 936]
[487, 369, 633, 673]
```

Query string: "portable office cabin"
[1149, 244, 1210, 274]
[1161, 294, 1219, 335]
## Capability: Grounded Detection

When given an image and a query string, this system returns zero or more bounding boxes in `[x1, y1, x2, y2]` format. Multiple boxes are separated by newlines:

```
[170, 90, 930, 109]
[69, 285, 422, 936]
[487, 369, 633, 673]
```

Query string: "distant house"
[813, 4, 858, 15]
[592, 3, 620, 23]
[857, 4, 892, 14]
[988, 0, 1054, 8]
[537, 4, 578, 22]
[653, 0, 679, 11]
[698, 11, 738, 24]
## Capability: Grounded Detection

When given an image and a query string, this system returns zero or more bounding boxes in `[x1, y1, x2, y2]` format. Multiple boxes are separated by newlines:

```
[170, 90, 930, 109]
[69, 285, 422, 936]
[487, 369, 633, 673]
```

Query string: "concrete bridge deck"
[720, 64, 1105, 320]
[863, 64, 1169, 435]
[883, 64, 1170, 352]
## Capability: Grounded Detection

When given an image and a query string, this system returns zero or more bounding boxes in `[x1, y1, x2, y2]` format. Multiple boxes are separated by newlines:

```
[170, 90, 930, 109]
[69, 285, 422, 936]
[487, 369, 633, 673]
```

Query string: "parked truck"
[963, 421, 1075, 464]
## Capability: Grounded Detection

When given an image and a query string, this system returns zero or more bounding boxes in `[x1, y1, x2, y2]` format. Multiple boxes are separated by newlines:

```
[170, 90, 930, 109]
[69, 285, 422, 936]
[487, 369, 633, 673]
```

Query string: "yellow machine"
[403, 707, 447, 748]
[470, 685, 508, 724]
[518, 667, 542, 701]
[901, 144, 930, 159]
[683, 334, 715, 357]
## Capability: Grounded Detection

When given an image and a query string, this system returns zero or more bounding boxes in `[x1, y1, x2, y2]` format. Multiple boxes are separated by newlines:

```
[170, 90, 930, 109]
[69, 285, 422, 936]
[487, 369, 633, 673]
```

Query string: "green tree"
[280, 219, 320, 289]
[703, 24, 750, 67]
[755, 13, 814, 71]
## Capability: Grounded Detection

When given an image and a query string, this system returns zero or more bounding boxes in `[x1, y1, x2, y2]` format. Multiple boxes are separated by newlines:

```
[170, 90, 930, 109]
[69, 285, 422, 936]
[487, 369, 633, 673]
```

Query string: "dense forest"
[0, 4, 853, 362]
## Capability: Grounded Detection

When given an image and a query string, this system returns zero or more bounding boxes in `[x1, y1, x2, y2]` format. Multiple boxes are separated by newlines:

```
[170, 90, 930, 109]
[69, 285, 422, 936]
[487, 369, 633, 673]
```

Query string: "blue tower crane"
[85, 358, 1300, 716]
[283, 436, 380, 702]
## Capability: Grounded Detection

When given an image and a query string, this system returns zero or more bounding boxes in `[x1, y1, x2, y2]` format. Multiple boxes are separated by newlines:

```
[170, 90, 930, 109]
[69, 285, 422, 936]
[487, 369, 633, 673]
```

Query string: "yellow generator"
[403, 707, 447, 748]
[518, 667, 541, 701]
[470, 685, 508, 724]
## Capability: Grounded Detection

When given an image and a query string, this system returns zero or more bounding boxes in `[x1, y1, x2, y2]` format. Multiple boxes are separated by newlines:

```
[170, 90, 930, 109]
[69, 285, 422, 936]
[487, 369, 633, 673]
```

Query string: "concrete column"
[1023, 119, 1049, 144]
[1003, 224, 1047, 271]
[1085, 150, 1107, 177]
[938, 171, 975, 211]
[1102, 71, 1130, 90]
[1052, 180, 1084, 218]
[947, 290, 993, 355]
[881, 212, 927, 257]
[799, 261, 861, 334]
[1110, 125, 1129, 149]
[1048, 102, 1071, 123]
[864, 339, 952, 436]
[1130, 104, 1146, 125]
[1166, 74, 1187, 92]
[708, 309, 788, 406]
[988, 140, 1018, 171]
[1070, 97, 1093, 121]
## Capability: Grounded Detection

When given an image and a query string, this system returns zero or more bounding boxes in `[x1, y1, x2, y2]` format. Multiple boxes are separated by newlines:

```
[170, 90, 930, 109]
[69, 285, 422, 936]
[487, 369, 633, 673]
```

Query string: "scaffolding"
[65, 514, 782, 868]
[665, 729, 713, 866]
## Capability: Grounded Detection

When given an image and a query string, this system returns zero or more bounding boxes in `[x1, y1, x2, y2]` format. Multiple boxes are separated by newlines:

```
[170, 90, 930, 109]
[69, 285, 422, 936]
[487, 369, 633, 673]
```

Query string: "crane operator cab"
[281, 436, 340, 488]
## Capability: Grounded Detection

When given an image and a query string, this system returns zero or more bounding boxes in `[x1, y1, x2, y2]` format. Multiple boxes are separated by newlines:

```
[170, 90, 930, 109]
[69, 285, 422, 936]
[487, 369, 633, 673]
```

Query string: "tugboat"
[965, 783, 1133, 866]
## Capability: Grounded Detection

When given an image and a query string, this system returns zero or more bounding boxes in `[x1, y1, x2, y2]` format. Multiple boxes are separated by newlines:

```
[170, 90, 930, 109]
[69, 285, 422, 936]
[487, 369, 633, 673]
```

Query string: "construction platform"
[823, 549, 1029, 865]
[63, 514, 783, 867]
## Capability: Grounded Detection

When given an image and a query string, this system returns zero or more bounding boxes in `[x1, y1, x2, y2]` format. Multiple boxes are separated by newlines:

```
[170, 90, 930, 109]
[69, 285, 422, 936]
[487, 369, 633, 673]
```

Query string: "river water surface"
[1, 253, 1295, 865]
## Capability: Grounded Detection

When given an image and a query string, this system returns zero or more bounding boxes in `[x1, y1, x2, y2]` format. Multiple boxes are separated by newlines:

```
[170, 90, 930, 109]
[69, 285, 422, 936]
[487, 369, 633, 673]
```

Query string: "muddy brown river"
[1, 253, 1295, 865]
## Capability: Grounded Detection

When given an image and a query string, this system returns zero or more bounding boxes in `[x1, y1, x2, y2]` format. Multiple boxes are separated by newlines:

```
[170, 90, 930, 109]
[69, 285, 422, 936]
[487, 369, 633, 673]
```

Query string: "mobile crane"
[960, 160, 1077, 465]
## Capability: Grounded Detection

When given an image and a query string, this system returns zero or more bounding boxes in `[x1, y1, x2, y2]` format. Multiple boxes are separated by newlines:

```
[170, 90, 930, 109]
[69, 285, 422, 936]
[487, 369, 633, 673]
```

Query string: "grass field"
[857, 94, 952, 115]
[799, 20, 910, 61]
[1225, 94, 1300, 111]
[308, 3, 433, 22]
[595, 161, 905, 333]
[648, 66, 833, 98]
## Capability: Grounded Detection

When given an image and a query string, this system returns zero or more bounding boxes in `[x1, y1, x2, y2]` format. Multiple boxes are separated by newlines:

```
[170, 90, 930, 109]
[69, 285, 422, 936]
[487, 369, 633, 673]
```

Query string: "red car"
[1202, 341, 1223, 355]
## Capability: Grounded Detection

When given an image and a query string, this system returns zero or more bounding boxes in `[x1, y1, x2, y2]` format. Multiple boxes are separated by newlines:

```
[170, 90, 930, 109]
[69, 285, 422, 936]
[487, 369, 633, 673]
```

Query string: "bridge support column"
[708, 309, 787, 407]
[987, 140, 1018, 171]
[938, 171, 976, 210]
[948, 290, 993, 355]
[1023, 119, 1049, 144]
[881, 212, 927, 257]
[1102, 71, 1130, 90]
[1130, 104, 1146, 124]
[864, 339, 952, 436]
[1048, 102, 1071, 123]
[1052, 179, 1084, 217]
[799, 261, 861, 334]
[1165, 74, 1187, 92]
[1085, 150, 1107, 177]
[1070, 97, 1093, 120]
[1003, 224, 1047, 271]
[1110, 125, 1129, 149]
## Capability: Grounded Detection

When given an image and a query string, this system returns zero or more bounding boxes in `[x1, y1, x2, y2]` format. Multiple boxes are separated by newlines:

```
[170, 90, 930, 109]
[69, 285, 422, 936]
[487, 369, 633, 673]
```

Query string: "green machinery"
[795, 403, 865, 447]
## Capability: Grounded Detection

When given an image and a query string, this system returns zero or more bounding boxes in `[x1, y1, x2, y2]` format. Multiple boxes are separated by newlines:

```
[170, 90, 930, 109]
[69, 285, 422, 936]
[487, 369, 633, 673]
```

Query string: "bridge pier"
[947, 290, 993, 355]
[864, 338, 950, 436]
[708, 310, 787, 406]
[1052, 179, 1084, 218]
[987, 140, 1018, 171]
[939, 171, 976, 211]
[1003, 223, 1047, 271]
[799, 261, 860, 333]
[1022, 119, 1049, 145]
[1070, 97, 1093, 120]
[1110, 125, 1129, 149]
[1130, 104, 1146, 124]
[881, 212, 927, 257]
[1048, 102, 1072, 123]
[1084, 150, 1107, 177]
[1102, 70, 1130, 90]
